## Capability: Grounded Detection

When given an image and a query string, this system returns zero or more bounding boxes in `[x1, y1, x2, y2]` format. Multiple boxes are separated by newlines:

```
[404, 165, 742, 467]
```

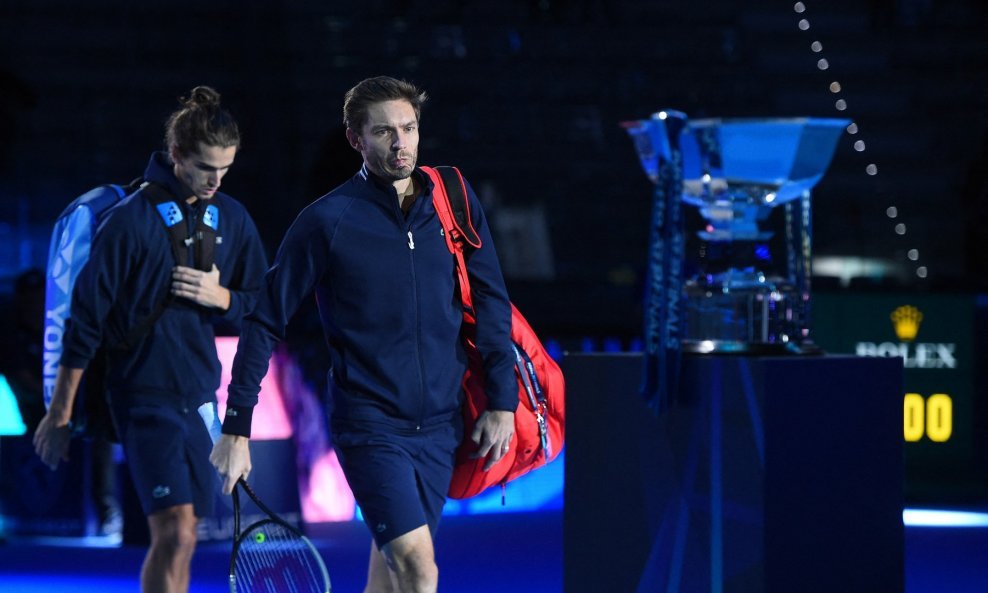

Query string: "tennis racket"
[229, 478, 331, 593]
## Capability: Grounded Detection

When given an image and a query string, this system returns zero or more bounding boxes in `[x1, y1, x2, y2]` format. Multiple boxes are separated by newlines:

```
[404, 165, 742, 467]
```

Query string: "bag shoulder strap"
[433, 166, 481, 249]
[142, 181, 191, 269]
[422, 165, 481, 316]
[141, 182, 221, 272]
[116, 183, 225, 350]
[111, 182, 183, 350]
[195, 202, 221, 272]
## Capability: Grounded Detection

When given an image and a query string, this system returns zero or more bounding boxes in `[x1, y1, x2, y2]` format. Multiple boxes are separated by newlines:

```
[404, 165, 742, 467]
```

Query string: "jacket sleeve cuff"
[220, 291, 243, 321]
[221, 404, 254, 437]
[487, 390, 520, 412]
[60, 351, 92, 370]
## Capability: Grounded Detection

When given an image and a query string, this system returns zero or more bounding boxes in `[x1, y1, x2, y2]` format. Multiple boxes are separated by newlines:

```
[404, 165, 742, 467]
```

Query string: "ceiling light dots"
[794, 3, 928, 282]
[794, 5, 845, 110]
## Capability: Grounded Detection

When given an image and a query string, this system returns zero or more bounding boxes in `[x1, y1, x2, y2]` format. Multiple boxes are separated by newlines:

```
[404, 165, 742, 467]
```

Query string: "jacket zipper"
[397, 196, 426, 431]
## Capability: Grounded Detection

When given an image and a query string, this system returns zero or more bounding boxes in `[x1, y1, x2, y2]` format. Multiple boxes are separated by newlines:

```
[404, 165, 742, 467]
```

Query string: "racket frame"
[229, 478, 331, 593]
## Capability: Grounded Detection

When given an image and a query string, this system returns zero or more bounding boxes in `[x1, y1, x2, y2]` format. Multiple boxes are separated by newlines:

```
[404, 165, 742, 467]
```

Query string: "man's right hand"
[33, 412, 73, 471]
[210, 433, 252, 494]
[34, 365, 85, 471]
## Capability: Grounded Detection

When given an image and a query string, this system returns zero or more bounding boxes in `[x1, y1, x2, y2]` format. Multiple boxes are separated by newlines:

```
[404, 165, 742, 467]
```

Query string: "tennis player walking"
[210, 76, 518, 593]
[33, 86, 268, 593]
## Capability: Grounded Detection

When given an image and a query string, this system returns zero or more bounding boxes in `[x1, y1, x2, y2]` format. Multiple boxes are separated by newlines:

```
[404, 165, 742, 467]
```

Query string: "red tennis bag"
[422, 165, 566, 500]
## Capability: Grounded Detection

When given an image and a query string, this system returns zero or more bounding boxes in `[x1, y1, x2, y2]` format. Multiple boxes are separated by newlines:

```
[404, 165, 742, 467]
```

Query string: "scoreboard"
[812, 292, 986, 502]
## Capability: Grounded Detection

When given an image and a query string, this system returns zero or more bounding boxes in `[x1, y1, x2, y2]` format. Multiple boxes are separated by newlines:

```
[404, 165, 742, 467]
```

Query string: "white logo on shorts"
[152, 485, 171, 499]
[376, 523, 387, 533]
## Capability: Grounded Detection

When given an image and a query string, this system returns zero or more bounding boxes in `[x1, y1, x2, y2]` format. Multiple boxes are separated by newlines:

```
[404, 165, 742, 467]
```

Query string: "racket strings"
[233, 521, 327, 593]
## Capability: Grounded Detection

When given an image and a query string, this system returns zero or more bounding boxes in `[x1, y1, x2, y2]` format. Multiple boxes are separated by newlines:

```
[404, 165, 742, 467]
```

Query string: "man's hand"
[172, 264, 230, 310]
[210, 434, 251, 494]
[470, 410, 515, 471]
[33, 366, 81, 472]
[33, 412, 73, 471]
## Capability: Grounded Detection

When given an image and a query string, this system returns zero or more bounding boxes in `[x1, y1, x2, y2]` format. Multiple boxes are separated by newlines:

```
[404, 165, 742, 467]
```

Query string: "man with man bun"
[34, 86, 267, 593]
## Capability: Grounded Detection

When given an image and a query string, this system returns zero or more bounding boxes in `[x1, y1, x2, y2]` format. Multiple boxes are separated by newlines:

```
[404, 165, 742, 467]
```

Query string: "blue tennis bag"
[43, 182, 140, 436]
[42, 178, 223, 437]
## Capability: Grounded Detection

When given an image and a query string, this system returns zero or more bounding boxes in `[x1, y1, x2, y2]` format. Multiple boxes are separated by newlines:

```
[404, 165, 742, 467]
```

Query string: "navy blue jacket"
[222, 165, 516, 437]
[61, 152, 268, 404]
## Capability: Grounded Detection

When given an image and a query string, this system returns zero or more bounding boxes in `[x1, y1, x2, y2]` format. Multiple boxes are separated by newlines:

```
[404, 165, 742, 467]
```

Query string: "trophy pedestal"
[683, 270, 801, 354]
[563, 353, 905, 593]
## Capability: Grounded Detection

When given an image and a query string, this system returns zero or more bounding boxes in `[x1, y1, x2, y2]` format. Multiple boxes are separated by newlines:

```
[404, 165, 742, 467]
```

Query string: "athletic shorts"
[334, 422, 460, 547]
[111, 394, 220, 518]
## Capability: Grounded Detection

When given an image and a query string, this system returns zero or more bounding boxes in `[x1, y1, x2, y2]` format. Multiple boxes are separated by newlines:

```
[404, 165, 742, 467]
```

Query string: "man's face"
[171, 142, 237, 201]
[347, 99, 419, 184]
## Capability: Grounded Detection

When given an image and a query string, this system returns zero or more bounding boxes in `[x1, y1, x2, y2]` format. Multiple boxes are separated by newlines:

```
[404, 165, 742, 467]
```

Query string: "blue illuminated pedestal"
[563, 353, 904, 593]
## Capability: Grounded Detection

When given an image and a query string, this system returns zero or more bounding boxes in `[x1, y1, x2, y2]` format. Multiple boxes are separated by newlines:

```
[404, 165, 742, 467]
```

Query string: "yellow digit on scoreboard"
[903, 393, 953, 442]
[903, 393, 925, 442]
[925, 394, 952, 443]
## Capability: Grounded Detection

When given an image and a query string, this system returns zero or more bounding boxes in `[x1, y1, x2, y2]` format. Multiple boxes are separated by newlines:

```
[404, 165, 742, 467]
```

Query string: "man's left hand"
[470, 410, 515, 471]
[171, 264, 230, 310]
[210, 434, 252, 495]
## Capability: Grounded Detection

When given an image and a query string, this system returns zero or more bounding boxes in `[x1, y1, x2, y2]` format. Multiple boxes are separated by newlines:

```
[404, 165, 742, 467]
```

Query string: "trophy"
[626, 113, 849, 355]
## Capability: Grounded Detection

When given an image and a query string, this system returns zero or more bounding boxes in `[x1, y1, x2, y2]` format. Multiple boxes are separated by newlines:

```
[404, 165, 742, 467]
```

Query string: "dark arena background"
[1, 1, 987, 592]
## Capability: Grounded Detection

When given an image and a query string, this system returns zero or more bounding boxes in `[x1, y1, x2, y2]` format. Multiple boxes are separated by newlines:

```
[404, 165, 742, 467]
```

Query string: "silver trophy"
[626, 113, 849, 354]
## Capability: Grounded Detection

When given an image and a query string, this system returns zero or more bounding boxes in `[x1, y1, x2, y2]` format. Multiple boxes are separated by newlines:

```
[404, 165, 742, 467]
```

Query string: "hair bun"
[165, 85, 240, 155]
[183, 86, 221, 109]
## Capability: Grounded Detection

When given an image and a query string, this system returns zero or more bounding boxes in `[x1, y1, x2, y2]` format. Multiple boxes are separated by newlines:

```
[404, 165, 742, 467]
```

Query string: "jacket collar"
[144, 151, 200, 206]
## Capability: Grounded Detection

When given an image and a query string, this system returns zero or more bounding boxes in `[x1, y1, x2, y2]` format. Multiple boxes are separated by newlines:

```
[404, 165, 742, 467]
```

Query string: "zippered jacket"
[61, 152, 268, 403]
[222, 165, 516, 437]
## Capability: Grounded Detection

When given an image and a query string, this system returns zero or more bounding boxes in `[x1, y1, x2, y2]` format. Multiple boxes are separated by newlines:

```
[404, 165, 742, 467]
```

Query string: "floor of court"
[1, 509, 987, 592]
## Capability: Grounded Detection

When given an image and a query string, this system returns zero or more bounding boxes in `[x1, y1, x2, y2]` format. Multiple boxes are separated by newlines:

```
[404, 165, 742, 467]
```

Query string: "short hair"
[343, 76, 428, 132]
[164, 86, 241, 157]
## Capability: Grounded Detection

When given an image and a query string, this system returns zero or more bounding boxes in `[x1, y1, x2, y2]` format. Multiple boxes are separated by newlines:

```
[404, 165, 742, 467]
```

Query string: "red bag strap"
[422, 165, 477, 315]
[422, 166, 481, 249]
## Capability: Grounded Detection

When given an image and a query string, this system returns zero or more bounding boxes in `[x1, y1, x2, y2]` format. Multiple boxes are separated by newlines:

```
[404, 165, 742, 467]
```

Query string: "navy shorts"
[111, 395, 219, 518]
[334, 422, 459, 547]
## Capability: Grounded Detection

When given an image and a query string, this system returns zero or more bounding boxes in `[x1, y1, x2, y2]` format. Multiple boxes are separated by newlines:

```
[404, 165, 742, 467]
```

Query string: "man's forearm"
[48, 365, 85, 425]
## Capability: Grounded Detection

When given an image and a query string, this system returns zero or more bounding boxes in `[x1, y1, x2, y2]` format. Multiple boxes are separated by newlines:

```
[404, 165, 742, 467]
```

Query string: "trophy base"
[681, 339, 823, 355]
[682, 271, 811, 354]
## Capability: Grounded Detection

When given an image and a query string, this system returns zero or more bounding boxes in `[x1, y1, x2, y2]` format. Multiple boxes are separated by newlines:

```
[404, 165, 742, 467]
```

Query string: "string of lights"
[792, 2, 928, 282]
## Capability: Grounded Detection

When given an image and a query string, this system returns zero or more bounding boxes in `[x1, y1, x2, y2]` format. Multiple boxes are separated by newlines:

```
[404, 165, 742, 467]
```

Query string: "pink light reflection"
[214, 337, 356, 522]
[214, 336, 292, 440]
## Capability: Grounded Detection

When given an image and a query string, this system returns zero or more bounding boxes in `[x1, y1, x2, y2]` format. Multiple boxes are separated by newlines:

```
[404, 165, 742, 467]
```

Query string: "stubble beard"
[375, 151, 416, 182]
